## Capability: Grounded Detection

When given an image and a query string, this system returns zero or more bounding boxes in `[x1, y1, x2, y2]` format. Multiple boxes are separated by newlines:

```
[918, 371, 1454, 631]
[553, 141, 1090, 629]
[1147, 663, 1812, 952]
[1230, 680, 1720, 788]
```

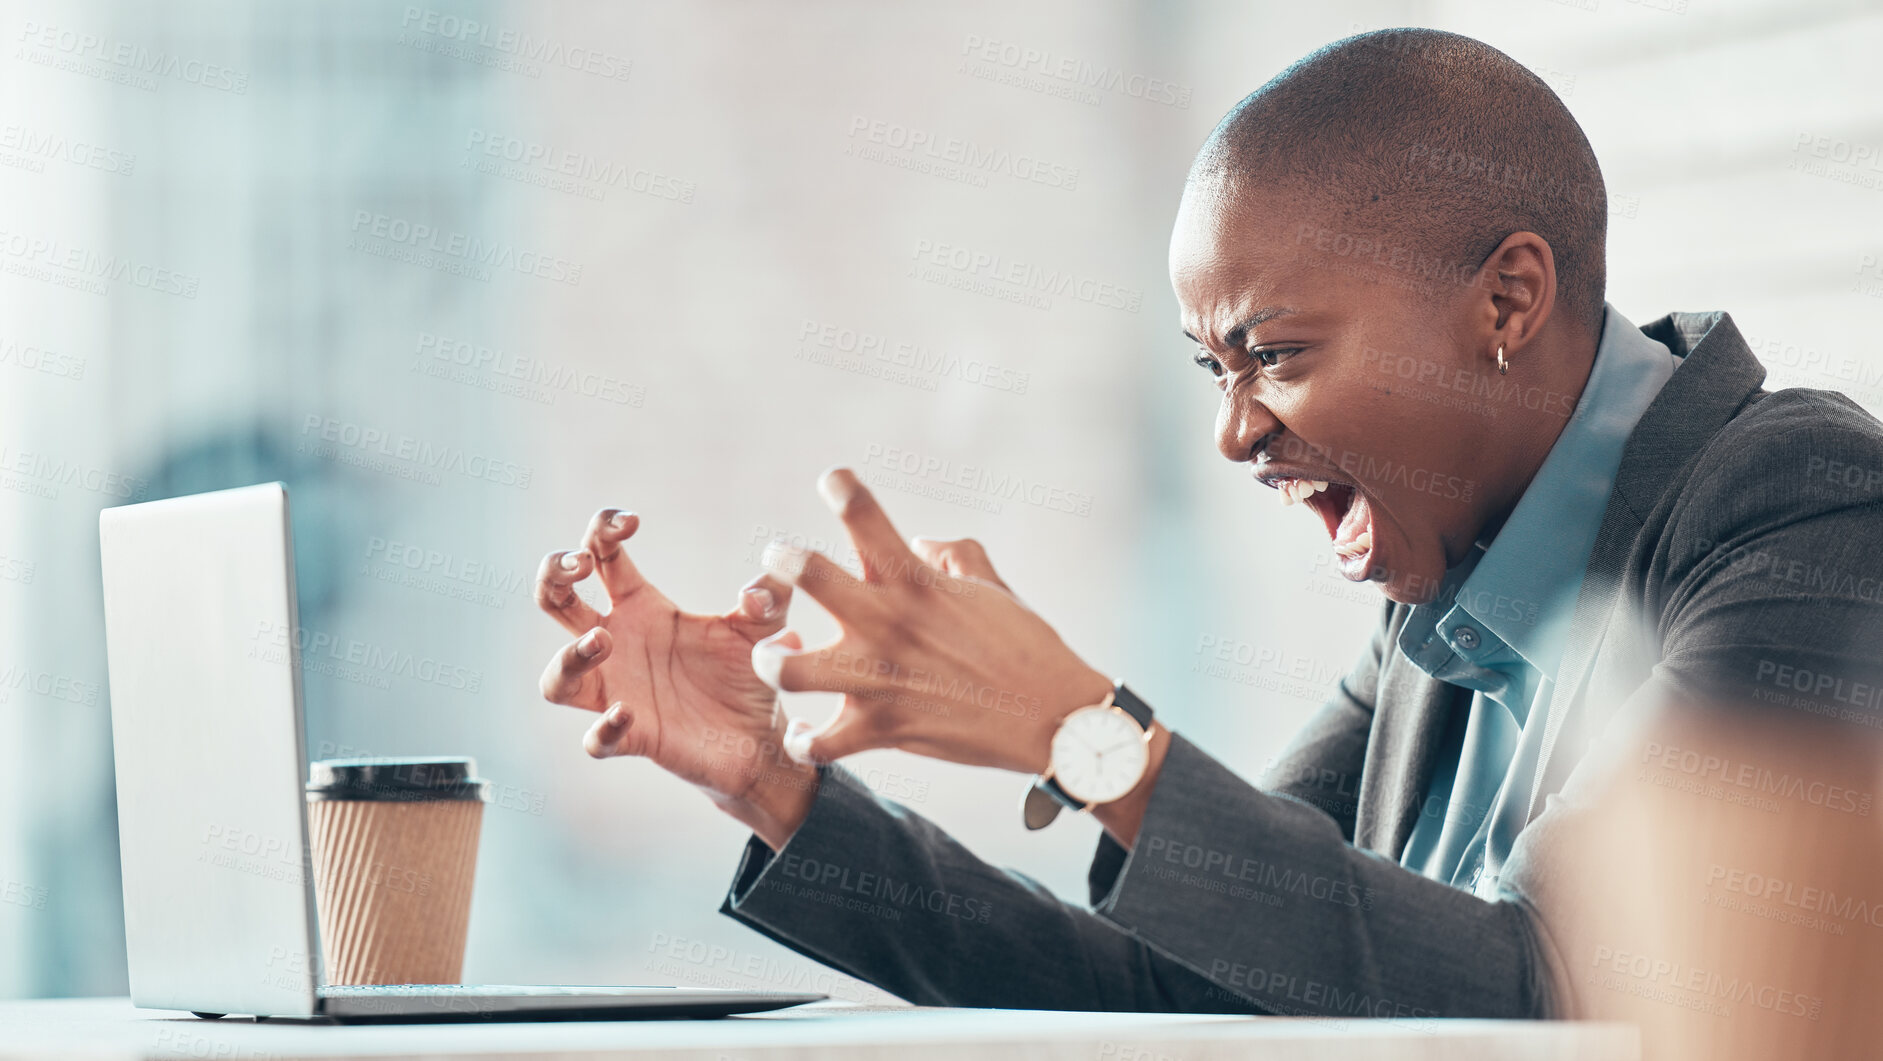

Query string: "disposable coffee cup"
[305, 757, 490, 985]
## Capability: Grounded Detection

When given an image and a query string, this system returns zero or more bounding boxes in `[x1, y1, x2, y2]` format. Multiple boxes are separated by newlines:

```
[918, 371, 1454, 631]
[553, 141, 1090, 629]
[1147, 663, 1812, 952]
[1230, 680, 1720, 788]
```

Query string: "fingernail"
[760, 539, 807, 585]
[605, 701, 627, 724]
[560, 551, 585, 571]
[817, 467, 854, 511]
[610, 512, 630, 528]
[783, 719, 815, 765]
[576, 630, 602, 656]
[751, 636, 787, 690]
[743, 585, 776, 620]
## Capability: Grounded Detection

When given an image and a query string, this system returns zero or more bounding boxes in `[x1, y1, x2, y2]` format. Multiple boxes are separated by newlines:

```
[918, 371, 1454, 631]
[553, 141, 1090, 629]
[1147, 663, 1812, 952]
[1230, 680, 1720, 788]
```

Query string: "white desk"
[1, 997, 1636, 1060]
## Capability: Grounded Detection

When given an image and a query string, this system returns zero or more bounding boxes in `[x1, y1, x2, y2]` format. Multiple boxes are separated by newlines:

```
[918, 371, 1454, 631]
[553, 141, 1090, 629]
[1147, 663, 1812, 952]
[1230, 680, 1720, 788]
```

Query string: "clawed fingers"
[583, 508, 648, 604]
[783, 700, 888, 765]
[751, 630, 903, 704]
[817, 467, 921, 581]
[760, 537, 890, 630]
[539, 627, 611, 710]
[910, 536, 1010, 592]
[750, 628, 806, 691]
[583, 701, 635, 759]
[536, 549, 603, 634]
[725, 571, 795, 641]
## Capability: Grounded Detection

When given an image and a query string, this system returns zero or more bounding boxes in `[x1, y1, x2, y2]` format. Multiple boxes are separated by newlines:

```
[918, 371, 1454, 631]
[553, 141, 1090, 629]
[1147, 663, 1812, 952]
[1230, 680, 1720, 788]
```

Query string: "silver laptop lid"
[100, 482, 322, 1017]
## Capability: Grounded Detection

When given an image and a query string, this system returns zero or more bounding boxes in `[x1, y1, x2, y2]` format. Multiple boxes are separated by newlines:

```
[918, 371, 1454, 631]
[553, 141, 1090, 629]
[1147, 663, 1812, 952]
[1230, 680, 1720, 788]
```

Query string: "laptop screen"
[100, 483, 322, 1017]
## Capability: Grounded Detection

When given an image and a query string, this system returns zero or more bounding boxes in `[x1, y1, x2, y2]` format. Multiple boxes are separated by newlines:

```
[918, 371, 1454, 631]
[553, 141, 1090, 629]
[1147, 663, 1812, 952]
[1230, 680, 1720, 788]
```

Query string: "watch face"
[1050, 705, 1150, 804]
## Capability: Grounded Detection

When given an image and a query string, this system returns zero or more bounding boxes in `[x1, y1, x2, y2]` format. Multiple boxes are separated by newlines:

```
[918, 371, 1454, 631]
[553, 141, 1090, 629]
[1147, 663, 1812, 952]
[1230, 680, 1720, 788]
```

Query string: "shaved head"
[1193, 28, 1607, 336]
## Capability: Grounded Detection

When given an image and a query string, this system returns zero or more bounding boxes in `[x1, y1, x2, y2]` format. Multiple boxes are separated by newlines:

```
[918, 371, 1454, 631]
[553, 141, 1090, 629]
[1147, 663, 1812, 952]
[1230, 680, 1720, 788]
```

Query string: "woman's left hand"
[752, 467, 1113, 774]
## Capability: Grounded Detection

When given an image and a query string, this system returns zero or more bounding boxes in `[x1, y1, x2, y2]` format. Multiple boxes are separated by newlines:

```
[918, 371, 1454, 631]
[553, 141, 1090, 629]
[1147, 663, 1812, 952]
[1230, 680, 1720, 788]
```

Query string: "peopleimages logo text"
[0, 229, 199, 297]
[0, 444, 148, 500]
[465, 128, 694, 203]
[846, 116, 1078, 190]
[349, 212, 583, 286]
[398, 7, 632, 80]
[299, 415, 533, 489]
[959, 34, 1191, 108]
[910, 239, 1141, 312]
[415, 332, 645, 406]
[861, 442, 1094, 516]
[16, 21, 250, 93]
[250, 619, 483, 693]
[0, 123, 135, 175]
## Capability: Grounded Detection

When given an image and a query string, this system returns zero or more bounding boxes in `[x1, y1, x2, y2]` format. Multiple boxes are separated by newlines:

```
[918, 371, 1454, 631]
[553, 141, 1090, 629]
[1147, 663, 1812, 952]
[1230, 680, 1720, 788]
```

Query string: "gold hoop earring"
[1496, 343, 1508, 375]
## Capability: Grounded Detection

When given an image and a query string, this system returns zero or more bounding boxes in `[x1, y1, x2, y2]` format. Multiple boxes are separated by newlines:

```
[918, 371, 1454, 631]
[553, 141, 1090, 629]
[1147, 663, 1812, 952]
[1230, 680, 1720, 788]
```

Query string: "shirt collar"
[1397, 304, 1678, 698]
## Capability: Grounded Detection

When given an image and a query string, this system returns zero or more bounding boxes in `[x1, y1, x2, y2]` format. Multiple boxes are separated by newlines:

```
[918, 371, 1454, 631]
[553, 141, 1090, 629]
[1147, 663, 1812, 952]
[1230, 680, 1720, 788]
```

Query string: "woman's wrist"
[712, 756, 820, 852]
[1022, 663, 1118, 773]
[706, 717, 822, 851]
[1087, 722, 1172, 848]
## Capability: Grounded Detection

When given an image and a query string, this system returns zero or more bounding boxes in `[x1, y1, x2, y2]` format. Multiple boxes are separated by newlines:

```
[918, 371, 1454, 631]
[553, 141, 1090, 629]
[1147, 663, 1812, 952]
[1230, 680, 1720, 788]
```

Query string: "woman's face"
[1169, 179, 1518, 605]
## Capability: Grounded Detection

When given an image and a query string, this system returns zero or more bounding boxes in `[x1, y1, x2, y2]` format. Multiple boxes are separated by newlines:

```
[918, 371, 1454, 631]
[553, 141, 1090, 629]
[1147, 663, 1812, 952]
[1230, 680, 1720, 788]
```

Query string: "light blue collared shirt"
[1397, 305, 1678, 898]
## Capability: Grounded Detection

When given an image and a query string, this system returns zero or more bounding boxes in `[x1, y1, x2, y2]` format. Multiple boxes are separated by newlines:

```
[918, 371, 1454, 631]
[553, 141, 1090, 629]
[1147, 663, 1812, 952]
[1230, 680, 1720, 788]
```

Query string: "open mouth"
[1267, 476, 1374, 579]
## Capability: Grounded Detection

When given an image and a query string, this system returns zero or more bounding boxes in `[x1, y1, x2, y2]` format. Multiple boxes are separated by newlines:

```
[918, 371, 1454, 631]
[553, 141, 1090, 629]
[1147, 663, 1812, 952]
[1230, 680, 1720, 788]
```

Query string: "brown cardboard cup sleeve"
[305, 757, 490, 986]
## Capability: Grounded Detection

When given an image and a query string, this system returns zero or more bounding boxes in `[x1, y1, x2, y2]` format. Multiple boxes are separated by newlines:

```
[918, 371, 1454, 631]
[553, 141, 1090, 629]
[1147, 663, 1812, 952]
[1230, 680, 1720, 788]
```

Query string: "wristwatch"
[1021, 682, 1155, 830]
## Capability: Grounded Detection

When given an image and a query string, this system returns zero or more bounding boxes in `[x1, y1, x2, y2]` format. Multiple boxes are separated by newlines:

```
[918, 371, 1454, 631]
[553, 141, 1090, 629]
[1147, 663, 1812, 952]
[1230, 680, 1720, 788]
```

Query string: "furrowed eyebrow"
[1181, 307, 1295, 349]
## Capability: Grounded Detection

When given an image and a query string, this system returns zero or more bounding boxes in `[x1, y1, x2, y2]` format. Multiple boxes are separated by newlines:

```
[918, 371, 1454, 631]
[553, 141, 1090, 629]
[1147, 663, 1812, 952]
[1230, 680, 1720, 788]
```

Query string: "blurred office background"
[2, 0, 1880, 999]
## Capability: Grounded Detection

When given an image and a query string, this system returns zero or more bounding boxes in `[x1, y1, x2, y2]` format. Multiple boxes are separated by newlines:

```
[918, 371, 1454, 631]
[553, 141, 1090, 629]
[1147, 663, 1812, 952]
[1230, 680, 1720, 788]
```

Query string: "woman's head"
[1172, 29, 1608, 603]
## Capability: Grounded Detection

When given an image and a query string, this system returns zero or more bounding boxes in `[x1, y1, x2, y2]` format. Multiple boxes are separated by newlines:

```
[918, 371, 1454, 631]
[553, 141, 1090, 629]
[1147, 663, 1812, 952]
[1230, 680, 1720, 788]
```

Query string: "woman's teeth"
[1275, 477, 1372, 562]
[1276, 478, 1330, 506]
[1333, 531, 1373, 559]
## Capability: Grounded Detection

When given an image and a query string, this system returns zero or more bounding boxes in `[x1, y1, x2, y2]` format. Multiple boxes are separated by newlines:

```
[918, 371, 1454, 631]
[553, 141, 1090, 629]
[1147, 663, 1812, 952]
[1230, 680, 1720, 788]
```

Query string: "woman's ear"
[1478, 231, 1557, 358]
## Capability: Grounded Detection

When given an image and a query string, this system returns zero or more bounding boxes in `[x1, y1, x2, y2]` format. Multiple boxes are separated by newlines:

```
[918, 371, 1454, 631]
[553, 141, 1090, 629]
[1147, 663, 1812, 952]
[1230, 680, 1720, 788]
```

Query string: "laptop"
[98, 482, 822, 1022]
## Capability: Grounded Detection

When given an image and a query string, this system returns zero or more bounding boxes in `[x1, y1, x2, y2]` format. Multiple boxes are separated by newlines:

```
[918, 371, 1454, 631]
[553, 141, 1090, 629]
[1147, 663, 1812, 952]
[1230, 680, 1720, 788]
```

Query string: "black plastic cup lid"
[305, 757, 491, 802]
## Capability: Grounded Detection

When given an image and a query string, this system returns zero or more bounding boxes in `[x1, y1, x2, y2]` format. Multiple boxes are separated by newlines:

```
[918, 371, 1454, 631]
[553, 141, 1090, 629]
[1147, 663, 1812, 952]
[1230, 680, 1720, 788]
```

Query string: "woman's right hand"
[535, 508, 820, 849]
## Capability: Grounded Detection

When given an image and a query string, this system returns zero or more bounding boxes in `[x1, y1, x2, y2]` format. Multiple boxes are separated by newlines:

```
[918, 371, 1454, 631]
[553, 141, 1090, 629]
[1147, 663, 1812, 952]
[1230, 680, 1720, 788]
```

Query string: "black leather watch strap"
[1040, 773, 1086, 812]
[1109, 682, 1154, 729]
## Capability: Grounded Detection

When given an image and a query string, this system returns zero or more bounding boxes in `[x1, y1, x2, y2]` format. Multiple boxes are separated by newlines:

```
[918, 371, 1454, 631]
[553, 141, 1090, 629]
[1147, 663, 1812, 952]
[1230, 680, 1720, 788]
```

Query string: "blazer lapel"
[1359, 643, 1471, 856]
[1524, 312, 1768, 820]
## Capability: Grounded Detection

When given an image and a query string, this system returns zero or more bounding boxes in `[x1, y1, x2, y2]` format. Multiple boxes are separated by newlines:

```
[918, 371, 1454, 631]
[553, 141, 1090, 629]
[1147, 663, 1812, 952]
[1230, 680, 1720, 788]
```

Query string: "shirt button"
[1452, 625, 1481, 650]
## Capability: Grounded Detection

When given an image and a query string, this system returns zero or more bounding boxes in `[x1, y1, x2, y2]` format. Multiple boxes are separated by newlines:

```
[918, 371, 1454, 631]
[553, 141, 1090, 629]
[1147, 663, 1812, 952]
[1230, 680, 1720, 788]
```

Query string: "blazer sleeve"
[1083, 732, 1558, 1019]
[717, 762, 1270, 1012]
[717, 604, 1486, 1016]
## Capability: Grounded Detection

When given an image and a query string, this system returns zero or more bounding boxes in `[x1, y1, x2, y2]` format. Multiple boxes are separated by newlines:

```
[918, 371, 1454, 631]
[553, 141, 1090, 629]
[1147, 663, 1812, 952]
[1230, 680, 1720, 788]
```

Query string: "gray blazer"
[719, 311, 1883, 1018]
